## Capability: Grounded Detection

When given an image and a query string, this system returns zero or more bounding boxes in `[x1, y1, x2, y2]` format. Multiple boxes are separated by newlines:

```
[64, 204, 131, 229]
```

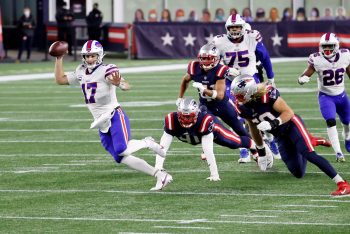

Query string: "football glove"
[176, 98, 182, 107]
[257, 154, 273, 171]
[192, 82, 205, 94]
[298, 75, 310, 85]
[228, 67, 240, 77]
[206, 175, 221, 181]
[257, 119, 280, 131]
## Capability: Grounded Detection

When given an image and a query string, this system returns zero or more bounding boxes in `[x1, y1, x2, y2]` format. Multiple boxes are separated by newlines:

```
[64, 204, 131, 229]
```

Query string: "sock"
[155, 155, 165, 170]
[121, 155, 156, 176]
[119, 139, 147, 156]
[332, 174, 344, 184]
[342, 124, 350, 140]
[327, 126, 342, 154]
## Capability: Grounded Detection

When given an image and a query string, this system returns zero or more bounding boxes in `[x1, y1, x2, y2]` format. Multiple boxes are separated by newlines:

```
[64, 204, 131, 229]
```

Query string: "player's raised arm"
[54, 56, 69, 85]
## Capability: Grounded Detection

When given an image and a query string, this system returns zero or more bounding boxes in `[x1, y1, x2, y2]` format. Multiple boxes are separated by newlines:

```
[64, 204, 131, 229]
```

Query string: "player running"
[53, 40, 172, 191]
[231, 75, 350, 196]
[298, 32, 350, 162]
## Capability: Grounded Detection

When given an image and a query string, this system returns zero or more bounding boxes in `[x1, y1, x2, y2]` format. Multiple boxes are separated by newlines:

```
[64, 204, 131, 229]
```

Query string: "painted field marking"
[154, 226, 213, 230]
[0, 215, 350, 226]
[310, 199, 350, 203]
[221, 215, 278, 218]
[0, 189, 340, 198]
[177, 219, 208, 224]
[252, 210, 309, 213]
[277, 205, 337, 208]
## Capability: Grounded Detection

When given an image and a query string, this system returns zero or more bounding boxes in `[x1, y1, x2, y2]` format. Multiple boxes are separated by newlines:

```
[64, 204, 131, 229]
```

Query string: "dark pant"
[58, 27, 74, 55]
[17, 35, 33, 60]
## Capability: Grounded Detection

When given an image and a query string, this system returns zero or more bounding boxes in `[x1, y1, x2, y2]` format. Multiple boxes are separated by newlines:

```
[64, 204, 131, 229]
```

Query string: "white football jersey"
[308, 49, 350, 96]
[67, 63, 120, 120]
[212, 30, 262, 76]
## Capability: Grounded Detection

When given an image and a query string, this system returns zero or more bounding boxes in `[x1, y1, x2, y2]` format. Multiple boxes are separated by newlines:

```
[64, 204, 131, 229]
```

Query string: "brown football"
[49, 41, 68, 57]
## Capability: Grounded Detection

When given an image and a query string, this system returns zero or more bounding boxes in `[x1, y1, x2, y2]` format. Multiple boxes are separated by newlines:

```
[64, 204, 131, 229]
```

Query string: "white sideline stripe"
[253, 210, 308, 213]
[0, 117, 326, 121]
[154, 226, 213, 230]
[221, 215, 278, 218]
[42, 163, 86, 166]
[310, 199, 350, 203]
[0, 215, 349, 226]
[0, 189, 336, 197]
[0, 58, 306, 82]
[0, 129, 163, 132]
[277, 205, 337, 208]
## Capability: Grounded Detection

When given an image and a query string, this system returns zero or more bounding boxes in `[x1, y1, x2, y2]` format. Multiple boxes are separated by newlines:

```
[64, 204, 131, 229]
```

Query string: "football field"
[0, 59, 350, 233]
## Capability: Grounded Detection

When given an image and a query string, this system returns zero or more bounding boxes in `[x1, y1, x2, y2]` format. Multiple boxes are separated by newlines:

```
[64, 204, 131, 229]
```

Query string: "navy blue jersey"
[164, 111, 214, 145]
[187, 61, 230, 104]
[235, 86, 289, 136]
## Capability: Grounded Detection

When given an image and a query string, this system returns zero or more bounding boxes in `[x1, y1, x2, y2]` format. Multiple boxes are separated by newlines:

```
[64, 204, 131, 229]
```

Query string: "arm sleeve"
[201, 133, 219, 177]
[66, 72, 79, 86]
[256, 42, 274, 79]
[155, 131, 173, 170]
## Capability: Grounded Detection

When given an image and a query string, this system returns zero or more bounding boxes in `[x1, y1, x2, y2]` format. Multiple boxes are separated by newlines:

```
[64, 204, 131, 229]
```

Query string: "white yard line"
[154, 226, 213, 230]
[276, 205, 337, 208]
[0, 58, 306, 82]
[310, 199, 350, 203]
[0, 215, 349, 226]
[221, 215, 278, 218]
[252, 210, 309, 213]
[0, 189, 337, 197]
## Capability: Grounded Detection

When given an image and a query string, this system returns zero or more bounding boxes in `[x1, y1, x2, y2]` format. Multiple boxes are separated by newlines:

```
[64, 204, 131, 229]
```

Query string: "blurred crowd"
[134, 6, 349, 23]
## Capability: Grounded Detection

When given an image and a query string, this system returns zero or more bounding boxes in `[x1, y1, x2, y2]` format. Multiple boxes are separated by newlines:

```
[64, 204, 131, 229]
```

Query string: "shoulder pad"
[216, 64, 229, 77]
[164, 112, 175, 131]
[105, 64, 119, 78]
[246, 29, 262, 42]
[312, 52, 321, 57]
[187, 60, 200, 75]
[340, 48, 349, 53]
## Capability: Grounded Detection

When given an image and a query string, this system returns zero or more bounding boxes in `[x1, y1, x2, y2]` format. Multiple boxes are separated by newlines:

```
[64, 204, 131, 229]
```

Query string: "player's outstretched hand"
[107, 71, 122, 86]
[257, 121, 272, 131]
[176, 98, 182, 107]
[257, 156, 268, 171]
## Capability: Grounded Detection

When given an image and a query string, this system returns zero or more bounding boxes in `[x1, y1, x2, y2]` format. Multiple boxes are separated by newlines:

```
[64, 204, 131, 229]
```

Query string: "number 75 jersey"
[308, 49, 350, 96]
[212, 30, 262, 76]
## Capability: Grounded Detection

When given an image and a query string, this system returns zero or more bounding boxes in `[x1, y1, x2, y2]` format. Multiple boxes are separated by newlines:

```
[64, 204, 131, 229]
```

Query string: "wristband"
[211, 90, 217, 99]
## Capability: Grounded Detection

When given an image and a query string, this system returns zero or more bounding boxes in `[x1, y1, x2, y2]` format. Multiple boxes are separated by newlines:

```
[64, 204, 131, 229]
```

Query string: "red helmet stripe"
[231, 14, 237, 23]
[325, 32, 331, 41]
[87, 40, 93, 52]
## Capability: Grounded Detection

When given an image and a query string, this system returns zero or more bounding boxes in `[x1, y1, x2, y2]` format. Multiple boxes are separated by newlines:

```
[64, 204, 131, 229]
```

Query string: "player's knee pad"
[326, 119, 336, 128]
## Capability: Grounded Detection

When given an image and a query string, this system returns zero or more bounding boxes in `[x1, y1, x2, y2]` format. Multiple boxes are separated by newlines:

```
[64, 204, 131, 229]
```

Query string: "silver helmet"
[177, 97, 200, 128]
[230, 75, 258, 103]
[197, 43, 220, 70]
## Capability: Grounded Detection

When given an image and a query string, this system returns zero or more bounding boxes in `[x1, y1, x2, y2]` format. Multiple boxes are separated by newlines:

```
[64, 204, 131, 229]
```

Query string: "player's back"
[309, 49, 350, 96]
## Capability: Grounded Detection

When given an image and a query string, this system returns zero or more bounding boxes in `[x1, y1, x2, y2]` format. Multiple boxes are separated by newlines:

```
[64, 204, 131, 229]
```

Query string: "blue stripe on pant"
[99, 108, 131, 163]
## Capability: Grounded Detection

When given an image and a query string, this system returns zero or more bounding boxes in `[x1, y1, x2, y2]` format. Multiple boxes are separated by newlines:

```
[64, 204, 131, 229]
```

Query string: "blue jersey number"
[82, 82, 97, 104]
[322, 68, 345, 86]
[225, 50, 250, 67]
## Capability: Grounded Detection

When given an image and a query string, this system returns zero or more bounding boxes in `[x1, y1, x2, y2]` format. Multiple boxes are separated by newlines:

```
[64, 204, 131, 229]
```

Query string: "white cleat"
[150, 170, 173, 191]
[144, 137, 165, 157]
[200, 153, 207, 161]
[273, 153, 281, 160]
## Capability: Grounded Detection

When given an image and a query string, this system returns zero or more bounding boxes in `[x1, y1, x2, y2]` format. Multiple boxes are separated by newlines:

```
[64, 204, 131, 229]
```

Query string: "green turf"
[0, 60, 349, 233]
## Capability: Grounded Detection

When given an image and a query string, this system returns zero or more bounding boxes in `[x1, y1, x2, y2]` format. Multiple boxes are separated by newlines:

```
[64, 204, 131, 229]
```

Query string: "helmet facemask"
[81, 40, 105, 69]
[319, 33, 339, 59]
[198, 43, 220, 70]
[177, 98, 200, 128]
[225, 14, 246, 40]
